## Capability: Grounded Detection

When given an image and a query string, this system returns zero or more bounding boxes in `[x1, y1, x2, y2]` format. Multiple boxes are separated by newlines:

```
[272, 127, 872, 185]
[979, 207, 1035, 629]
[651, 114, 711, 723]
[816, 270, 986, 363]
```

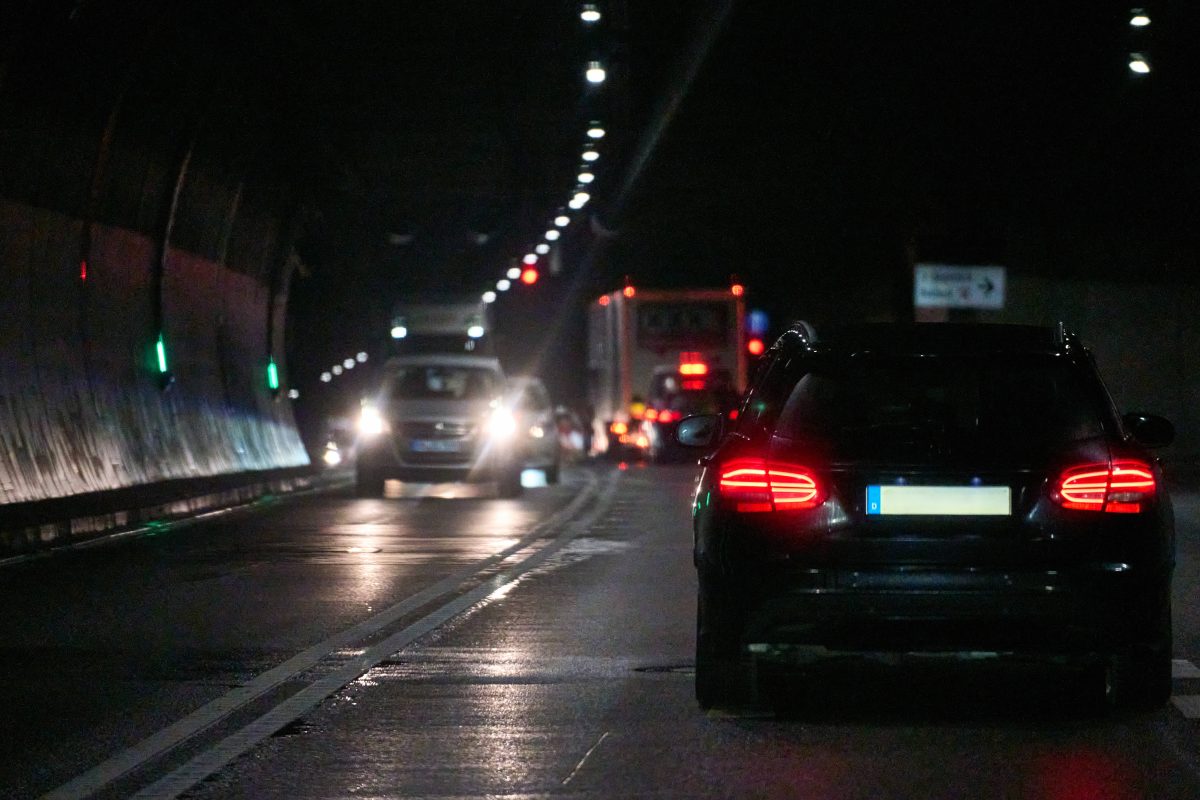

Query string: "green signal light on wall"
[156, 334, 169, 374]
[267, 358, 279, 391]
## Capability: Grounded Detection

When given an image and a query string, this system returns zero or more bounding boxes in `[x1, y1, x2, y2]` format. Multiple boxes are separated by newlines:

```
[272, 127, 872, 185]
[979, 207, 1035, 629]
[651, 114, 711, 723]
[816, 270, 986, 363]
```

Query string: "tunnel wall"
[982, 276, 1200, 465]
[0, 5, 310, 507]
[0, 201, 308, 505]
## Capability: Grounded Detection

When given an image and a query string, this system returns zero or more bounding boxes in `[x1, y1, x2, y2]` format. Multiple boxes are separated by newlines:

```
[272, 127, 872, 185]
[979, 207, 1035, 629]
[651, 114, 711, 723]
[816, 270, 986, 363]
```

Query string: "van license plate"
[410, 438, 464, 453]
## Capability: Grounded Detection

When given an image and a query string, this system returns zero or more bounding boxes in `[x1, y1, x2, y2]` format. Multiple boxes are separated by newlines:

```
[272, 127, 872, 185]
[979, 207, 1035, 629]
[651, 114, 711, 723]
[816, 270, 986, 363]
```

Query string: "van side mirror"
[1123, 413, 1174, 448]
[675, 414, 721, 448]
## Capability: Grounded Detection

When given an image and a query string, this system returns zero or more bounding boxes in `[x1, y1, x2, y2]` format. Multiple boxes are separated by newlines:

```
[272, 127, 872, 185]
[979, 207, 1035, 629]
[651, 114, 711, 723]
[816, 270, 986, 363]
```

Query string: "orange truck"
[586, 284, 747, 455]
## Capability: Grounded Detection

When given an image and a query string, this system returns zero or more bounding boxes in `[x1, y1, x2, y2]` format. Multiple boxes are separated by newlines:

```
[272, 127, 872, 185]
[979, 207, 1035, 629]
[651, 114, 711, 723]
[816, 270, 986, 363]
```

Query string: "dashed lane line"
[1171, 659, 1200, 719]
[41, 471, 606, 800]
[129, 470, 622, 800]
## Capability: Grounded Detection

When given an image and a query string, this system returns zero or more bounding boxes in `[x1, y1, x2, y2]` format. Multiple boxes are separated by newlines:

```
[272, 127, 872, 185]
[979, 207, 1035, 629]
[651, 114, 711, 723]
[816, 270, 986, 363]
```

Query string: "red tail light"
[657, 410, 677, 423]
[718, 458, 824, 512]
[644, 408, 659, 422]
[1054, 460, 1155, 514]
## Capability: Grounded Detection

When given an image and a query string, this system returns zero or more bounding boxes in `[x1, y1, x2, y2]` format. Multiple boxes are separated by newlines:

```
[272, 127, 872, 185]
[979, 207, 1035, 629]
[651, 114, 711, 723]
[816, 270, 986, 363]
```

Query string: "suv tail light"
[1054, 460, 1155, 514]
[718, 458, 824, 512]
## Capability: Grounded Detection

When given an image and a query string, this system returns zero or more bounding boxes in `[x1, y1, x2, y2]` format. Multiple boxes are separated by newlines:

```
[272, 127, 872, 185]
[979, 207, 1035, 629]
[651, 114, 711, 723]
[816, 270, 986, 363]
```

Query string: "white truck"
[389, 297, 492, 354]
[586, 285, 747, 454]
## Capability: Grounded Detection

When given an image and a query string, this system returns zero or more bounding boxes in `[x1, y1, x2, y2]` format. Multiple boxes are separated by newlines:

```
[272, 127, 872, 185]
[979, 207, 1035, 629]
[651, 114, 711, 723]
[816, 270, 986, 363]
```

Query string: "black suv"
[679, 322, 1175, 710]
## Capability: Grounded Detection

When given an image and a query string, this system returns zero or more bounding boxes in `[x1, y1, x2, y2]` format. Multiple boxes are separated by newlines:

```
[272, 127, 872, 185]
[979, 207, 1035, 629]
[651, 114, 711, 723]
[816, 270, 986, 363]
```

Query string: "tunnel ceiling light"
[320, 372, 332, 383]
[343, 358, 356, 369]
[1130, 10, 1150, 26]
[1129, 53, 1151, 73]
[545, 229, 561, 241]
[577, 171, 595, 184]
[288, 388, 300, 399]
[569, 192, 591, 209]
[507, 266, 522, 280]
[582, 148, 600, 162]
[356, 352, 368, 362]
[522, 253, 538, 265]
[586, 62, 606, 84]
[391, 325, 407, 339]
[535, 243, 550, 255]
[587, 125, 606, 139]
[581, 4, 601, 23]
[332, 365, 343, 376]
[555, 214, 571, 226]
[497, 279, 511, 291]
[481, 292, 496, 306]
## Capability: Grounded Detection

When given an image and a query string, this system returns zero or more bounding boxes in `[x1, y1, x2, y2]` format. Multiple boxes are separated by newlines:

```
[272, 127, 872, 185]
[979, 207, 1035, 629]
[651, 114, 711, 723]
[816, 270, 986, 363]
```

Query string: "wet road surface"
[4, 464, 1200, 798]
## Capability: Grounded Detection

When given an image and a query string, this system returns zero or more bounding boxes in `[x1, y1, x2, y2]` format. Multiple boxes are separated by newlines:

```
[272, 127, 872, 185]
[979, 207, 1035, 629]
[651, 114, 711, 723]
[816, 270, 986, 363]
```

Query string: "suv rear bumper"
[712, 565, 1169, 658]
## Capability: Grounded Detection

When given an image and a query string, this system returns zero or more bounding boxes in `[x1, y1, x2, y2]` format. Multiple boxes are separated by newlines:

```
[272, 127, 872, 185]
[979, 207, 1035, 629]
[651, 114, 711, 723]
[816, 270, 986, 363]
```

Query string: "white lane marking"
[41, 472, 602, 800]
[1173, 659, 1200, 679]
[130, 472, 621, 799]
[561, 731, 611, 786]
[1172, 695, 1200, 719]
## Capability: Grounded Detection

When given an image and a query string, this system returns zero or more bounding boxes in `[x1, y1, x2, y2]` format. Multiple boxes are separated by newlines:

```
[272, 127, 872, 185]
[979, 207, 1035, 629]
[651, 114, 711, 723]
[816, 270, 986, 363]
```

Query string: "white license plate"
[410, 438, 465, 453]
[866, 485, 1011, 516]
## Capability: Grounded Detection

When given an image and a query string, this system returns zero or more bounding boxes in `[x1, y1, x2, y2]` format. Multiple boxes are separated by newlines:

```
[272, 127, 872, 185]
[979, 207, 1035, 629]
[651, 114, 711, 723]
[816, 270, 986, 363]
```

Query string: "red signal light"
[657, 410, 677, 424]
[747, 338, 765, 356]
[731, 283, 745, 297]
[718, 458, 824, 512]
[1054, 460, 1155, 513]
[521, 267, 539, 285]
[623, 285, 636, 298]
[598, 295, 610, 306]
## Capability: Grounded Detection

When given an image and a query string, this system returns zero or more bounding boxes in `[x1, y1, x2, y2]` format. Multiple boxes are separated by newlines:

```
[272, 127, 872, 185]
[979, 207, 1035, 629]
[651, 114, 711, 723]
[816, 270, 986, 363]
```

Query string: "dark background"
[4, 1, 1197, 441]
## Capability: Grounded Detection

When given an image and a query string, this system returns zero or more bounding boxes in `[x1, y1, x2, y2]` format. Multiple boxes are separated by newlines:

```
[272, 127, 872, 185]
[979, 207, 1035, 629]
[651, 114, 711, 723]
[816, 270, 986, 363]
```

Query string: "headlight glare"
[359, 405, 388, 436]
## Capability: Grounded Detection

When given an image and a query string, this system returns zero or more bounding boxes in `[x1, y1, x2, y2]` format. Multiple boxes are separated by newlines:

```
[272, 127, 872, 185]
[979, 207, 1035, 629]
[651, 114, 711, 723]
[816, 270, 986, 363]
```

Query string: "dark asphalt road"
[4, 465, 1200, 798]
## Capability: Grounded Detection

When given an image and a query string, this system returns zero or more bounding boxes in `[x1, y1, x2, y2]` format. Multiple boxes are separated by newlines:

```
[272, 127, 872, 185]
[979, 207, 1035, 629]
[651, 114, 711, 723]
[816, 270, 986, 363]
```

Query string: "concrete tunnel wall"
[0, 7, 309, 507]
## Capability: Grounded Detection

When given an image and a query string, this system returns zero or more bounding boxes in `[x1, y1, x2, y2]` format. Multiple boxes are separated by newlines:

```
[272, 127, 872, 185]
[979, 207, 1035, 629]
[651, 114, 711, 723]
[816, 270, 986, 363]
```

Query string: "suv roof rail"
[787, 320, 818, 344]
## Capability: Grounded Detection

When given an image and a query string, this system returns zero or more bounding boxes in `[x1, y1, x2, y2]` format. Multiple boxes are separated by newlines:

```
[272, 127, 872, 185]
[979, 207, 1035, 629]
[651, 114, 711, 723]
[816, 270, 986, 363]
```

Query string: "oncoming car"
[680, 322, 1175, 710]
[355, 354, 524, 497]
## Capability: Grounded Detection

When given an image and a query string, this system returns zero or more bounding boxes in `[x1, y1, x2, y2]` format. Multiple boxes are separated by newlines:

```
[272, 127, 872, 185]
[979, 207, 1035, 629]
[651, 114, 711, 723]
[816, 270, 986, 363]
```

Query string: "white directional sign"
[913, 264, 1006, 309]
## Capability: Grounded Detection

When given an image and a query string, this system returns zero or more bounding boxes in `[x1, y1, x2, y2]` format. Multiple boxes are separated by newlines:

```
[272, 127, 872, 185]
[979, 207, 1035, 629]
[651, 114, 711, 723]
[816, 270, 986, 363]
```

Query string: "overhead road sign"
[914, 264, 1006, 310]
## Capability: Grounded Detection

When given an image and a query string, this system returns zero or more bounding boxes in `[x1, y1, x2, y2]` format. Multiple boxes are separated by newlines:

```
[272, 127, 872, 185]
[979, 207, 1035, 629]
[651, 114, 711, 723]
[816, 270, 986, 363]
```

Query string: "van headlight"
[485, 408, 517, 440]
[358, 405, 389, 437]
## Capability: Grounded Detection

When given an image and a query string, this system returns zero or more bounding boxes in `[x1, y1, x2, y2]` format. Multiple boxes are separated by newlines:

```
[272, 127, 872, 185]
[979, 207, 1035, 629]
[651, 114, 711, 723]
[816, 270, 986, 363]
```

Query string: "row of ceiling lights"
[313, 6, 607, 391]
[476, 3, 607, 307]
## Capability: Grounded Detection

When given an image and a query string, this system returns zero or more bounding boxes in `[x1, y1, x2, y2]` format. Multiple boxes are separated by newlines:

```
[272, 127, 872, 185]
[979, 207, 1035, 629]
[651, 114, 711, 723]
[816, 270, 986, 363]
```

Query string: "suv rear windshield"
[387, 366, 501, 401]
[773, 355, 1109, 461]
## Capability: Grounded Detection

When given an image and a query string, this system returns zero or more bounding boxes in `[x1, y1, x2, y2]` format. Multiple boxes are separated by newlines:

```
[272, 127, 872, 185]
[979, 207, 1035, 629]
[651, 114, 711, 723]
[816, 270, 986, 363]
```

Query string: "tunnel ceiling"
[4, 2, 1199, 394]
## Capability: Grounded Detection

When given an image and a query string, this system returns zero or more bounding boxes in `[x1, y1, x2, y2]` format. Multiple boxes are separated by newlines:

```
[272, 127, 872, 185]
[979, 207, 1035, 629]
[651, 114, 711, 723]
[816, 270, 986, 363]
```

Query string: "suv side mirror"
[675, 414, 721, 448]
[1123, 413, 1175, 448]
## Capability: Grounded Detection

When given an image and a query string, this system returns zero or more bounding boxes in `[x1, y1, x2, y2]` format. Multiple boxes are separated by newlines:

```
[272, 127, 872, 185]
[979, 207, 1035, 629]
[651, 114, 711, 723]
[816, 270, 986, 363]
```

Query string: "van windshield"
[387, 366, 501, 401]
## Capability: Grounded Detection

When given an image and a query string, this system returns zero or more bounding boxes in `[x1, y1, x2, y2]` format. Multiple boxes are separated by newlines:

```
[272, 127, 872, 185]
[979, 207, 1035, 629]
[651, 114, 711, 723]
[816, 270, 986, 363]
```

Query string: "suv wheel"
[1103, 596, 1173, 711]
[355, 469, 384, 498]
[695, 579, 745, 709]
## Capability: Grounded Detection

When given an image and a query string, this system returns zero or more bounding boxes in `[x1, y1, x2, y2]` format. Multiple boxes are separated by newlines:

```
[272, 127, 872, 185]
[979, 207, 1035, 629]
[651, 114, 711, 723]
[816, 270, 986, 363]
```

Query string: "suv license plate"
[410, 438, 465, 453]
[866, 485, 1011, 516]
